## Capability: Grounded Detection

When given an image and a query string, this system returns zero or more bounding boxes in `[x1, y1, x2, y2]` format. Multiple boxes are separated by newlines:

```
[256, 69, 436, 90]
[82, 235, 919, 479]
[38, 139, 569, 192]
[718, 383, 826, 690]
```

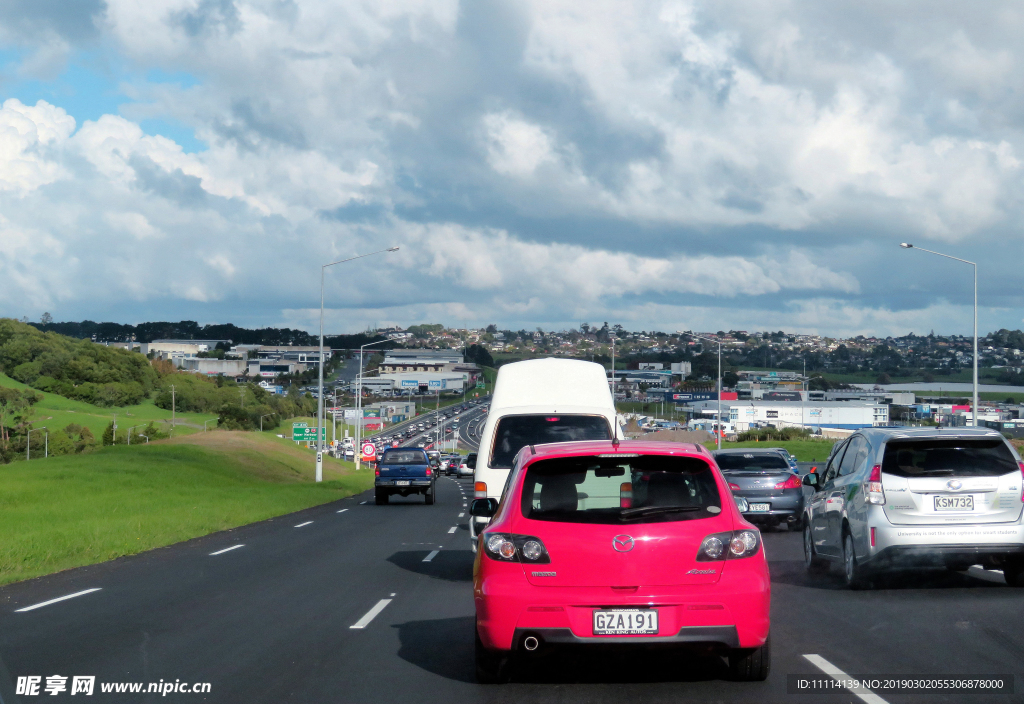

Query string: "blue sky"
[0, 1, 1021, 336]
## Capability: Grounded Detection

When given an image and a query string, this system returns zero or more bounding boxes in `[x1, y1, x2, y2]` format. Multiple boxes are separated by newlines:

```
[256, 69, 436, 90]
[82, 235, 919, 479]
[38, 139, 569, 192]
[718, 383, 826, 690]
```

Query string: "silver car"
[713, 449, 805, 531]
[802, 427, 1024, 588]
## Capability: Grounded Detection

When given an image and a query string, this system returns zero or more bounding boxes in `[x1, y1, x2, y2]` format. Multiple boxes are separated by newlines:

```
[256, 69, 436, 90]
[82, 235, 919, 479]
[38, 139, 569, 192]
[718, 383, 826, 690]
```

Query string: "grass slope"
[0, 432, 371, 586]
[719, 438, 838, 463]
[0, 373, 219, 441]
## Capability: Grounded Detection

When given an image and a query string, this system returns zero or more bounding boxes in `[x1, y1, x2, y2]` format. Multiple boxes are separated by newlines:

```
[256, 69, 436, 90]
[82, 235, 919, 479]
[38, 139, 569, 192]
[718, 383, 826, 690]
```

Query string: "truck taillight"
[475, 481, 487, 499]
[425, 468, 432, 476]
[775, 474, 802, 489]
[865, 464, 884, 505]
[374, 469, 380, 477]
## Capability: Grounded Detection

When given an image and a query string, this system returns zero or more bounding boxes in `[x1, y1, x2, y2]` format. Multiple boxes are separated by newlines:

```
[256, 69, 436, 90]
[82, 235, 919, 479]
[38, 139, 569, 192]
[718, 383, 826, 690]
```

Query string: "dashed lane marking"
[447, 526, 457, 533]
[209, 544, 245, 555]
[294, 521, 313, 528]
[337, 508, 349, 513]
[423, 550, 439, 562]
[350, 599, 393, 629]
[459, 513, 465, 518]
[16, 589, 102, 613]
[802, 655, 889, 704]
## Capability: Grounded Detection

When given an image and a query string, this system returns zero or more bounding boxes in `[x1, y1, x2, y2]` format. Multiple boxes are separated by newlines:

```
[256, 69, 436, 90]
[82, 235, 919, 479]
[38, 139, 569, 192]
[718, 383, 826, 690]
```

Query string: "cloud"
[0, 99, 75, 191]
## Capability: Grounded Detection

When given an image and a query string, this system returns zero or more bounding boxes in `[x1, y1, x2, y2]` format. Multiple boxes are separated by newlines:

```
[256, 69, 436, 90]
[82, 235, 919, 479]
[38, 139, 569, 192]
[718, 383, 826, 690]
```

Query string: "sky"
[0, 0, 1022, 337]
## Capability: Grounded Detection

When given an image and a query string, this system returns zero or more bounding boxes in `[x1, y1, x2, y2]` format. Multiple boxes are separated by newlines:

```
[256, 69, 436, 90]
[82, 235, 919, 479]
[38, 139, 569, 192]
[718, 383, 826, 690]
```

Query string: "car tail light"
[865, 464, 885, 505]
[728, 482, 740, 491]
[482, 533, 550, 563]
[619, 482, 632, 508]
[425, 468, 432, 476]
[696, 530, 760, 561]
[475, 481, 487, 499]
[374, 469, 380, 477]
[775, 474, 802, 489]
[870, 527, 876, 547]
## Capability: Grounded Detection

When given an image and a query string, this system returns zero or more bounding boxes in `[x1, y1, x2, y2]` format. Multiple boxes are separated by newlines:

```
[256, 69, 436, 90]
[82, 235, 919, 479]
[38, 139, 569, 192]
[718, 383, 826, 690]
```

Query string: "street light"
[127, 425, 145, 445]
[900, 242, 978, 427]
[680, 331, 723, 450]
[260, 413, 274, 432]
[204, 419, 216, 432]
[316, 246, 400, 482]
[355, 339, 391, 471]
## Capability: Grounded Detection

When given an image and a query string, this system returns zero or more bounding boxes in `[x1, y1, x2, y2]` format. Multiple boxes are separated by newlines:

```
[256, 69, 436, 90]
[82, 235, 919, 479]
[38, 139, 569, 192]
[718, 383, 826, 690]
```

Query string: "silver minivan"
[802, 427, 1024, 588]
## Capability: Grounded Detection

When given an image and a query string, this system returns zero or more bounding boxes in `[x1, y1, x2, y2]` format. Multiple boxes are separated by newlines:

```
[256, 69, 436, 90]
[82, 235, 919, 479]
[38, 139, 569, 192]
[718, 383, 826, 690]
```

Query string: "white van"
[469, 358, 618, 549]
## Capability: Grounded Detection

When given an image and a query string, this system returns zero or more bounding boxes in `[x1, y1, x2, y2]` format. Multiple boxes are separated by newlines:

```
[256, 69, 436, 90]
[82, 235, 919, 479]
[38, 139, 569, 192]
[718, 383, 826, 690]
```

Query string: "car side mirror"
[803, 473, 818, 487]
[470, 498, 497, 517]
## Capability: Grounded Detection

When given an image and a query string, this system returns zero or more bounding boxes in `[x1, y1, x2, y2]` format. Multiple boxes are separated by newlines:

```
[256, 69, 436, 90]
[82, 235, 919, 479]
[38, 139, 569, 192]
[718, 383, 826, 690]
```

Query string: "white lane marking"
[802, 655, 890, 704]
[360, 501, 368, 505]
[459, 512, 465, 518]
[16, 589, 102, 613]
[448, 526, 457, 533]
[294, 521, 313, 528]
[423, 550, 439, 562]
[209, 544, 244, 555]
[337, 508, 349, 513]
[390, 592, 396, 597]
[350, 599, 393, 629]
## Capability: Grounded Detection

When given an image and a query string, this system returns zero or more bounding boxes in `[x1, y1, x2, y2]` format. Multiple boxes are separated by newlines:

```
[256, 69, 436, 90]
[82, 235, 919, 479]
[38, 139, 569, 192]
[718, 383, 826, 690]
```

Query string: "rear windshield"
[520, 454, 722, 524]
[882, 439, 1019, 478]
[381, 450, 427, 464]
[489, 414, 611, 469]
[714, 453, 790, 471]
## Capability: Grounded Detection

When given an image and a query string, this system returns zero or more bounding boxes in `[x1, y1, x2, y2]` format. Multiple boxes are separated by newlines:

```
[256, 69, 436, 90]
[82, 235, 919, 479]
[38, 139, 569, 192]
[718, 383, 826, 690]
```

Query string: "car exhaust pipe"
[523, 635, 540, 651]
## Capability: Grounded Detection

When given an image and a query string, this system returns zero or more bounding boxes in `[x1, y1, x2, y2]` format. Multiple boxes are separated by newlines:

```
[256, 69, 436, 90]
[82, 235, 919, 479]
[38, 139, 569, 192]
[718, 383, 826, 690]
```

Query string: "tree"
[876, 373, 892, 385]
[40, 312, 53, 325]
[465, 344, 494, 367]
[485, 324, 498, 334]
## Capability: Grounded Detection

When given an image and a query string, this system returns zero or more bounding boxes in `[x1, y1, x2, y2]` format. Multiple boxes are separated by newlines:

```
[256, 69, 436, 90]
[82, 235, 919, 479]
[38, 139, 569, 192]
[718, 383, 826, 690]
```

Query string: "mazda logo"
[947, 480, 963, 491]
[612, 535, 634, 552]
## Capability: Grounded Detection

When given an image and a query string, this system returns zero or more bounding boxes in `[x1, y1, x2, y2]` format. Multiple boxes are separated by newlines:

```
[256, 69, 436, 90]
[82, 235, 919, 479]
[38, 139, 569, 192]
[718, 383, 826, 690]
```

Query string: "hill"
[0, 431, 370, 586]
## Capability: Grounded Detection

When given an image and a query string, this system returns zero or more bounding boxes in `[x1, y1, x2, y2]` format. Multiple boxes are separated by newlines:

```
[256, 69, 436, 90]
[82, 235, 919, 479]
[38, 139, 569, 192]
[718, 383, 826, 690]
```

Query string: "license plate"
[748, 503, 771, 512]
[935, 495, 973, 511]
[592, 609, 658, 635]
[395, 480, 410, 486]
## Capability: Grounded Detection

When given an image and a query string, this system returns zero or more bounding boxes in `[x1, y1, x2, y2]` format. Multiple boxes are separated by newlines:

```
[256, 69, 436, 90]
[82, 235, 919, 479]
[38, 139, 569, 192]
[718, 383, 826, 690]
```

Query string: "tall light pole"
[682, 332, 723, 450]
[127, 425, 145, 445]
[260, 414, 274, 432]
[316, 246, 399, 481]
[355, 339, 390, 471]
[900, 243, 978, 427]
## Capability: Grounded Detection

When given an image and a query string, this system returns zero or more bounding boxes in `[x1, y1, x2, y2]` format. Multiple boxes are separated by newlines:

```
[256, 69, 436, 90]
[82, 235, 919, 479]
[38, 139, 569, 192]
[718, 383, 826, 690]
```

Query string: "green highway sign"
[475, 381, 485, 388]
[293, 426, 326, 441]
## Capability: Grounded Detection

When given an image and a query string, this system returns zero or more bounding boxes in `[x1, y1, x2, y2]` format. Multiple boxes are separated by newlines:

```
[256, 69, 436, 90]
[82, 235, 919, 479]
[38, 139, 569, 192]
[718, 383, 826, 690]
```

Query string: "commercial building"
[377, 349, 479, 394]
[257, 346, 331, 365]
[179, 358, 247, 376]
[688, 400, 888, 431]
[247, 360, 308, 378]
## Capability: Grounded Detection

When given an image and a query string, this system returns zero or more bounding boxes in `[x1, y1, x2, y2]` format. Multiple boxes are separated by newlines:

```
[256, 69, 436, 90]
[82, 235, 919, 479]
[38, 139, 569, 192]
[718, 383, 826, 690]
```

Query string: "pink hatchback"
[471, 439, 771, 683]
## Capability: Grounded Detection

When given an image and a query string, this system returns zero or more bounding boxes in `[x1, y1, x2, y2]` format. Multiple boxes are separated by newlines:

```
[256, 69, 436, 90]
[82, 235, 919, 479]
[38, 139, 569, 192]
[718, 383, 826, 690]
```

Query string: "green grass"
[0, 432, 371, 586]
[0, 373, 219, 441]
[719, 438, 838, 463]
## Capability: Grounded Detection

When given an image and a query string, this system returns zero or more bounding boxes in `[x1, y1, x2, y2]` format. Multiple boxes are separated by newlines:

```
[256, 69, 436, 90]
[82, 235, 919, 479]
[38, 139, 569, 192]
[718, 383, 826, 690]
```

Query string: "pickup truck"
[375, 447, 436, 505]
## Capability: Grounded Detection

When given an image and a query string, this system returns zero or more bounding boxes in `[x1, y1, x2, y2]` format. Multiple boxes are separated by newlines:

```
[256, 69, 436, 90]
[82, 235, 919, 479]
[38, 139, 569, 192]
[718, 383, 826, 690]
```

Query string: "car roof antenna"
[612, 435, 620, 449]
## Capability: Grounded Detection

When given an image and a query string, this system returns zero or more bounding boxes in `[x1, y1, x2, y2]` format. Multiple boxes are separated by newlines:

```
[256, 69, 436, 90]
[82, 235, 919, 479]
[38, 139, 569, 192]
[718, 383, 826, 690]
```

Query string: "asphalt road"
[3, 478, 1024, 704]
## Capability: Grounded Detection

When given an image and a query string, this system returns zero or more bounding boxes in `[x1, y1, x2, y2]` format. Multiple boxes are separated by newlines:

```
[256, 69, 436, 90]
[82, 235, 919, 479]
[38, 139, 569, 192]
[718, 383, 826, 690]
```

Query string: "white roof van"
[468, 358, 617, 549]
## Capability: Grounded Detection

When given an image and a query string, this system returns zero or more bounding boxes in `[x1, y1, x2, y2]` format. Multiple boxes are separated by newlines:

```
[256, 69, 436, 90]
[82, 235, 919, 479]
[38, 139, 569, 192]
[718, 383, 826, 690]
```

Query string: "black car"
[712, 449, 806, 530]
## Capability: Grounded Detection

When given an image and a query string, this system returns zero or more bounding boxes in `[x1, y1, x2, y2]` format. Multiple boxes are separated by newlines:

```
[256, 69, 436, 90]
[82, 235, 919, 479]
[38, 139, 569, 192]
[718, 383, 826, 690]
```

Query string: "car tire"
[1003, 559, 1024, 587]
[842, 531, 870, 589]
[803, 521, 828, 573]
[425, 487, 435, 505]
[374, 489, 389, 505]
[475, 626, 513, 684]
[729, 633, 770, 681]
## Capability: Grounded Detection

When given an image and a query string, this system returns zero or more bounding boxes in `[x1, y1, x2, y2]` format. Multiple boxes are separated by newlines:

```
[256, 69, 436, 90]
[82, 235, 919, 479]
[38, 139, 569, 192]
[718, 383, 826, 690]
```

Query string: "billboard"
[764, 391, 803, 401]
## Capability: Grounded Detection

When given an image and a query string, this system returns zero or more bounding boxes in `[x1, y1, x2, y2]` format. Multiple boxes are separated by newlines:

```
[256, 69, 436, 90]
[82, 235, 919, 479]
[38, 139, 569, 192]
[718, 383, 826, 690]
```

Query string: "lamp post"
[127, 425, 145, 445]
[681, 332, 723, 450]
[204, 419, 216, 432]
[138, 434, 149, 444]
[316, 246, 399, 482]
[260, 414, 274, 432]
[355, 339, 390, 471]
[900, 243, 978, 427]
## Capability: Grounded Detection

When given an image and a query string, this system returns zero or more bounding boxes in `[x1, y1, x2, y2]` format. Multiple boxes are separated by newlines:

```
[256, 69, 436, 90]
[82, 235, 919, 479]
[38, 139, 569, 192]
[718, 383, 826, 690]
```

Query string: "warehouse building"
[689, 400, 888, 431]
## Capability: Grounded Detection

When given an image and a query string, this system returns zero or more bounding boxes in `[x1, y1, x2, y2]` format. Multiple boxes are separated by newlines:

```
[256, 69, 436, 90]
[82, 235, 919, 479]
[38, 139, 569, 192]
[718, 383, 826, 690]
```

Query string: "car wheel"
[1003, 559, 1024, 587]
[842, 532, 869, 589]
[729, 632, 770, 681]
[425, 488, 435, 505]
[475, 626, 513, 684]
[374, 489, 389, 505]
[803, 521, 828, 573]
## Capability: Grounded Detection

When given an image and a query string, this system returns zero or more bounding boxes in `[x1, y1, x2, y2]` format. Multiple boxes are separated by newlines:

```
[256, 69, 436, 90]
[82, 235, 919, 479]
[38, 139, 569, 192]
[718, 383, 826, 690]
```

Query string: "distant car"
[458, 454, 476, 478]
[765, 447, 799, 472]
[712, 449, 805, 531]
[375, 447, 436, 505]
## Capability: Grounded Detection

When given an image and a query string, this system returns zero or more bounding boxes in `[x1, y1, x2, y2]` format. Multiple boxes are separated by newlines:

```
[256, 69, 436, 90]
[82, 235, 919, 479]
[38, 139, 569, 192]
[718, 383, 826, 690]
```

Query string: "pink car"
[471, 439, 771, 683]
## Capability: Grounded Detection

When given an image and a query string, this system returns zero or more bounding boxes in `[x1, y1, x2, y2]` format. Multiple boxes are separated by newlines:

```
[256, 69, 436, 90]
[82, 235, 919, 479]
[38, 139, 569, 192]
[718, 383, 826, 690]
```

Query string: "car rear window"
[714, 453, 790, 471]
[882, 438, 1019, 477]
[381, 450, 427, 464]
[489, 414, 611, 469]
[520, 454, 722, 524]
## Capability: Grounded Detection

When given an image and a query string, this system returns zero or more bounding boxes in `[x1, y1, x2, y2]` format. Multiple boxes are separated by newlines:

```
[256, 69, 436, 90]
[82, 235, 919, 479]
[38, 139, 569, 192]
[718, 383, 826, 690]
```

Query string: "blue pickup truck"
[375, 447, 437, 505]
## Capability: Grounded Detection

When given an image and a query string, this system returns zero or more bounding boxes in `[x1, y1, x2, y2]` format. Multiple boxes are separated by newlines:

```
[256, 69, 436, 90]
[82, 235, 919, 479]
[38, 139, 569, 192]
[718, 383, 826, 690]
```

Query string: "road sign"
[361, 442, 376, 461]
[293, 426, 326, 441]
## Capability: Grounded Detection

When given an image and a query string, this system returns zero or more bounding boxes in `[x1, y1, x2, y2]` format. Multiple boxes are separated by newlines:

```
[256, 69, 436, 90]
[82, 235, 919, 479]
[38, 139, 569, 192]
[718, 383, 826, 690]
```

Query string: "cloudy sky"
[0, 0, 1021, 337]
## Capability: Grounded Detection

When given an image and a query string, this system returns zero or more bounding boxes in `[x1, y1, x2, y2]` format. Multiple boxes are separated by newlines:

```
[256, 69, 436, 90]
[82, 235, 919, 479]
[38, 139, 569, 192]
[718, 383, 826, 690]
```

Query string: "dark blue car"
[375, 447, 437, 505]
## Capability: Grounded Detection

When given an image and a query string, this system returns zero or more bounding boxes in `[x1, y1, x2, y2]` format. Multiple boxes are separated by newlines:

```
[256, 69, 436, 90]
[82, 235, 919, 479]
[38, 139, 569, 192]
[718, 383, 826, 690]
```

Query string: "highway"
[365, 399, 489, 453]
[2, 477, 1023, 703]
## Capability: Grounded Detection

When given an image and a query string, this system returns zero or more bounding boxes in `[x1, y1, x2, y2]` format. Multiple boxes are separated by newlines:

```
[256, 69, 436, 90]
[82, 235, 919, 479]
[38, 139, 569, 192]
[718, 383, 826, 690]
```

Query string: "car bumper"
[474, 560, 770, 652]
[734, 489, 804, 521]
[375, 480, 433, 487]
[867, 519, 1024, 567]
